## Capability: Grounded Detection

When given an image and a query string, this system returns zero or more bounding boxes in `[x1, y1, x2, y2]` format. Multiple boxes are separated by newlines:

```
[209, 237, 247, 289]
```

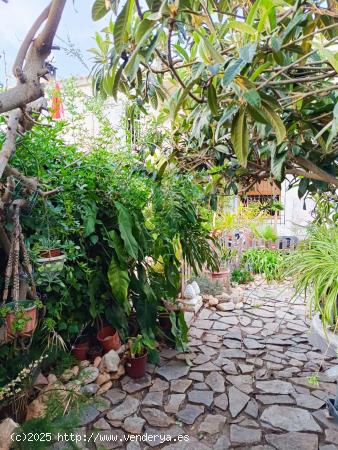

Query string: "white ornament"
[183, 284, 195, 299]
[191, 281, 200, 295]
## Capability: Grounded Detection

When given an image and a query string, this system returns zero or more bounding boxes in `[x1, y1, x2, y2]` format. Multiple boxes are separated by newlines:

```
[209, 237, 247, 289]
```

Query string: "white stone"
[191, 281, 200, 295]
[183, 284, 195, 299]
[101, 350, 120, 372]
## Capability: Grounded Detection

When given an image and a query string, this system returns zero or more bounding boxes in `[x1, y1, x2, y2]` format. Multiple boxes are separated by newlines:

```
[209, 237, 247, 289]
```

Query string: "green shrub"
[231, 268, 253, 284]
[286, 225, 338, 328]
[241, 248, 284, 281]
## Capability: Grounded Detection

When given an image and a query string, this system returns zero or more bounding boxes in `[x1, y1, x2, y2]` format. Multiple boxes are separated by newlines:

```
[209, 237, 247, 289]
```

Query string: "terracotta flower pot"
[6, 301, 37, 336]
[97, 326, 121, 353]
[40, 248, 61, 258]
[126, 351, 148, 378]
[72, 336, 90, 361]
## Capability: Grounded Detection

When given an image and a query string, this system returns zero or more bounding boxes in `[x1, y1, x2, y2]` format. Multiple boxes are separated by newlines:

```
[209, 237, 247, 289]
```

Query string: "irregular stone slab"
[260, 405, 322, 432]
[194, 382, 208, 390]
[230, 425, 262, 445]
[121, 375, 152, 393]
[157, 361, 190, 381]
[144, 425, 186, 447]
[191, 362, 219, 371]
[104, 388, 126, 405]
[107, 396, 139, 421]
[162, 437, 211, 450]
[214, 393, 228, 411]
[194, 319, 214, 329]
[164, 394, 185, 413]
[239, 316, 251, 326]
[239, 364, 254, 373]
[149, 378, 169, 392]
[176, 404, 204, 424]
[142, 391, 163, 407]
[249, 309, 275, 318]
[189, 372, 204, 382]
[265, 432, 318, 450]
[93, 417, 111, 430]
[224, 329, 242, 341]
[217, 302, 235, 312]
[222, 360, 238, 375]
[256, 380, 295, 395]
[198, 414, 226, 433]
[325, 428, 338, 445]
[213, 322, 230, 330]
[205, 372, 225, 393]
[293, 394, 325, 409]
[228, 386, 250, 418]
[78, 405, 100, 426]
[193, 354, 211, 365]
[256, 395, 295, 405]
[141, 408, 174, 427]
[245, 398, 259, 418]
[170, 378, 192, 393]
[123, 416, 145, 434]
[244, 338, 265, 350]
[223, 338, 242, 349]
[285, 351, 307, 361]
[214, 436, 230, 450]
[219, 316, 239, 325]
[188, 390, 213, 407]
[220, 349, 246, 359]
[95, 429, 125, 449]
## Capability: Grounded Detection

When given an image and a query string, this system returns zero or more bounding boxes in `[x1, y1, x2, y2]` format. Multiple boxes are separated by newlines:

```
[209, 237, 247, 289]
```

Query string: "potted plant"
[126, 335, 148, 378]
[97, 325, 121, 353]
[35, 237, 66, 270]
[71, 335, 90, 361]
[287, 225, 338, 355]
[38, 237, 62, 258]
[0, 299, 42, 337]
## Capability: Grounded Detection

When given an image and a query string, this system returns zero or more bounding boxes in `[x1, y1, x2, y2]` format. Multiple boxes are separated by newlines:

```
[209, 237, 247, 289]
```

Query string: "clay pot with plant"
[126, 335, 148, 378]
[71, 335, 90, 361]
[97, 325, 121, 353]
[1, 299, 42, 337]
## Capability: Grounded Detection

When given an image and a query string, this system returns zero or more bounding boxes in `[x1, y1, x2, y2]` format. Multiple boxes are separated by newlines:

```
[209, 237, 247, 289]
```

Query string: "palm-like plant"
[287, 226, 338, 329]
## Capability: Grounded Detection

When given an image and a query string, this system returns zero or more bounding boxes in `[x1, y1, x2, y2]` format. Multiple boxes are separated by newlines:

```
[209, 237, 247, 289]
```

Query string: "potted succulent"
[97, 325, 121, 353]
[0, 299, 42, 337]
[126, 335, 148, 378]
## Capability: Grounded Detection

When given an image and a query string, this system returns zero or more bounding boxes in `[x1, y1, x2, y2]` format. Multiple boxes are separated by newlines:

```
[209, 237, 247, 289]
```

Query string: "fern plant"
[286, 226, 338, 329]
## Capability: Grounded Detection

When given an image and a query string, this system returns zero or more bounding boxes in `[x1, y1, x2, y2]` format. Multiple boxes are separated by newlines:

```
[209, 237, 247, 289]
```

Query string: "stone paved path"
[82, 279, 338, 450]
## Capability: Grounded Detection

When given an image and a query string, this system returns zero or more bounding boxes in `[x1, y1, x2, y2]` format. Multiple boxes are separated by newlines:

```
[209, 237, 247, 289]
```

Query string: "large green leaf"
[207, 83, 218, 115]
[114, 201, 139, 259]
[271, 144, 287, 180]
[228, 20, 257, 36]
[106, 229, 127, 264]
[108, 253, 130, 312]
[92, 0, 112, 21]
[260, 101, 286, 144]
[231, 107, 249, 167]
[125, 21, 154, 80]
[114, 0, 134, 54]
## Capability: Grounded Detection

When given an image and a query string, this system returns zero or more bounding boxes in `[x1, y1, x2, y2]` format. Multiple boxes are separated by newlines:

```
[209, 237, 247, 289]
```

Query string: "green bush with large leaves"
[90, 0, 338, 199]
[6, 121, 216, 353]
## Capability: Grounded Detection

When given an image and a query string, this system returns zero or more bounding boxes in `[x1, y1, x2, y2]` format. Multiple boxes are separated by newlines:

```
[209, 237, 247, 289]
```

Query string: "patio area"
[73, 279, 338, 450]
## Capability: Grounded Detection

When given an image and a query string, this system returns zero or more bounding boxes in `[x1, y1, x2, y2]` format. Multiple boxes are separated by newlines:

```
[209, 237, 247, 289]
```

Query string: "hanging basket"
[5, 301, 38, 337]
[36, 253, 66, 271]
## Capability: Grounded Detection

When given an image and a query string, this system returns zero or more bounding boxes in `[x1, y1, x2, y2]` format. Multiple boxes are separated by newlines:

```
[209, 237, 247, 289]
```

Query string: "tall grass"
[286, 225, 338, 328]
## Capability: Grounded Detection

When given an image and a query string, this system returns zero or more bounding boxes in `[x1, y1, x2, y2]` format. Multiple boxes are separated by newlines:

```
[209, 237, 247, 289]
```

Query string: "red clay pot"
[211, 269, 229, 280]
[40, 248, 61, 258]
[97, 326, 121, 353]
[72, 340, 89, 361]
[126, 351, 148, 378]
[6, 301, 37, 336]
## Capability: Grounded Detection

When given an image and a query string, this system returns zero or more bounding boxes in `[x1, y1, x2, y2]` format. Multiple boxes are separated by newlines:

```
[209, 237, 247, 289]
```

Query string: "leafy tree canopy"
[91, 0, 338, 198]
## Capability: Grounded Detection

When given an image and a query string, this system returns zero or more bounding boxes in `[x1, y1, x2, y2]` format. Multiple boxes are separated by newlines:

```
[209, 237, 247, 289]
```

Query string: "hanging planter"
[35, 238, 66, 271]
[2, 300, 38, 337]
[1, 205, 40, 340]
